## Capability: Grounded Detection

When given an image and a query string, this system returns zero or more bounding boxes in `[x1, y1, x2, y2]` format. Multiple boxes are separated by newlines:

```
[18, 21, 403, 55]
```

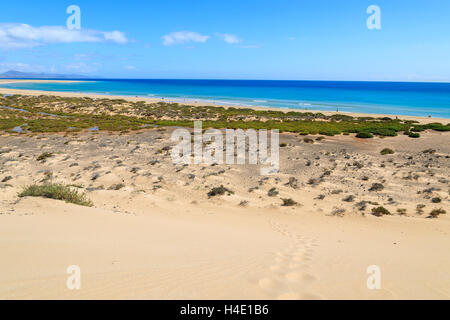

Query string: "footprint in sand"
[257, 221, 322, 300]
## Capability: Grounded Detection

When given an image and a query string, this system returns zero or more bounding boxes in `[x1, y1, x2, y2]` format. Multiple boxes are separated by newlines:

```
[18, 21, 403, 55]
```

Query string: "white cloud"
[104, 31, 128, 44]
[162, 31, 209, 46]
[216, 33, 242, 44]
[0, 23, 128, 49]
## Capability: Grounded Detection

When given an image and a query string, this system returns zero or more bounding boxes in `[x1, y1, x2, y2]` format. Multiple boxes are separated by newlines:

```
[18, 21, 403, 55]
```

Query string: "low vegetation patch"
[36, 152, 54, 161]
[431, 197, 441, 203]
[207, 185, 234, 198]
[18, 183, 93, 207]
[355, 132, 373, 139]
[281, 198, 298, 207]
[1, 95, 448, 137]
[108, 183, 125, 190]
[369, 183, 384, 192]
[380, 148, 395, 155]
[371, 206, 391, 217]
[267, 187, 279, 197]
[429, 208, 446, 219]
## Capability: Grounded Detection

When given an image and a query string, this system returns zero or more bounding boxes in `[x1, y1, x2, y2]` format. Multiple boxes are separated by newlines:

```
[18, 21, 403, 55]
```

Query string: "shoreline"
[0, 79, 449, 124]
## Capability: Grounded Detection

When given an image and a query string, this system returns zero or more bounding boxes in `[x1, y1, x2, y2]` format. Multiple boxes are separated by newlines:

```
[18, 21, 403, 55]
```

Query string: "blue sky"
[0, 0, 449, 81]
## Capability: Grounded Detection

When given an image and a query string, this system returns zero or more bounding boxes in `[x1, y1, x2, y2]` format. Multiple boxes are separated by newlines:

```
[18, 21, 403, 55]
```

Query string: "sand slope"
[0, 129, 449, 300]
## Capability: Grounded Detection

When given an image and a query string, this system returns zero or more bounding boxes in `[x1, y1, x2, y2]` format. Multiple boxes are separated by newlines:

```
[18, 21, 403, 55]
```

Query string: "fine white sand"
[0, 127, 448, 300]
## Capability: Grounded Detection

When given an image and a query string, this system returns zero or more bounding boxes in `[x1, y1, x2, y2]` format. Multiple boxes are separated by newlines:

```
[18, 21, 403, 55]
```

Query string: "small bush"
[281, 198, 297, 206]
[286, 177, 298, 189]
[233, 200, 247, 208]
[397, 208, 407, 216]
[371, 206, 391, 217]
[416, 204, 426, 215]
[108, 183, 125, 190]
[307, 178, 319, 186]
[408, 132, 420, 138]
[207, 185, 234, 198]
[429, 208, 446, 218]
[369, 183, 384, 192]
[303, 138, 314, 144]
[36, 152, 54, 161]
[353, 161, 364, 169]
[356, 132, 373, 139]
[355, 201, 367, 211]
[431, 197, 441, 203]
[380, 148, 395, 155]
[268, 187, 279, 197]
[372, 128, 397, 137]
[342, 195, 355, 202]
[18, 183, 93, 207]
[331, 208, 346, 217]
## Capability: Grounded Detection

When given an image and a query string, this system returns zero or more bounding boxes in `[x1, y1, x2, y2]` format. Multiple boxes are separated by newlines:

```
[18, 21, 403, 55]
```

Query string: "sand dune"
[0, 128, 448, 300]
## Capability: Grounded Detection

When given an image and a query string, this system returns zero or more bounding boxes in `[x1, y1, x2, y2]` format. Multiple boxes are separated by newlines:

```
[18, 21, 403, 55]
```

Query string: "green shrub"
[431, 197, 441, 203]
[429, 208, 446, 218]
[36, 152, 54, 161]
[371, 128, 397, 137]
[18, 183, 93, 207]
[281, 198, 298, 206]
[207, 185, 234, 198]
[408, 132, 420, 138]
[268, 187, 279, 197]
[356, 132, 373, 139]
[369, 183, 384, 192]
[371, 206, 391, 217]
[380, 148, 395, 155]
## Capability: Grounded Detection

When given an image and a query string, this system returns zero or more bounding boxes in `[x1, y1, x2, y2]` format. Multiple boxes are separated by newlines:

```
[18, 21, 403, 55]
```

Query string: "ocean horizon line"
[2, 77, 450, 84]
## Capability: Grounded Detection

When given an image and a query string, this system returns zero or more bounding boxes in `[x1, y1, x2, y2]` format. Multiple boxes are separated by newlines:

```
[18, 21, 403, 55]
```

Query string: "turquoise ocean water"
[1, 79, 449, 118]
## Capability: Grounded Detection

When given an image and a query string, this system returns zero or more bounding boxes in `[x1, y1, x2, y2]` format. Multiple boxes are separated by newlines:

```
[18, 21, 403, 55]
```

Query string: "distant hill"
[0, 70, 96, 79]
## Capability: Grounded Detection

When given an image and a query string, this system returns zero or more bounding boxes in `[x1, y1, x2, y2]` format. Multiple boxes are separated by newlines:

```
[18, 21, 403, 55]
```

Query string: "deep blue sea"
[1, 79, 449, 118]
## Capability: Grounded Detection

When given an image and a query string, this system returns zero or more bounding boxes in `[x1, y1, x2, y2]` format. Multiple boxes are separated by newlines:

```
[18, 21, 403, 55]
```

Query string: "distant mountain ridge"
[0, 70, 95, 79]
